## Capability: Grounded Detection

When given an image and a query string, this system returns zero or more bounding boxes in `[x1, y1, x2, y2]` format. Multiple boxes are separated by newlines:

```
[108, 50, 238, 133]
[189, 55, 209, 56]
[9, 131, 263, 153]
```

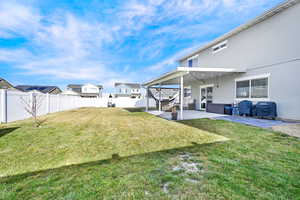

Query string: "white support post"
[1, 89, 7, 123]
[180, 76, 184, 120]
[146, 87, 149, 111]
[46, 93, 50, 114]
[159, 83, 161, 112]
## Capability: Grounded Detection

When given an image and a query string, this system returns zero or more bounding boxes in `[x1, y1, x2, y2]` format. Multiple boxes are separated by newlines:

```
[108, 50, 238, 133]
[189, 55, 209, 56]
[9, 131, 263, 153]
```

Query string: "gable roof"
[67, 84, 103, 89]
[0, 77, 14, 89]
[178, 0, 300, 62]
[114, 83, 141, 88]
[15, 85, 62, 94]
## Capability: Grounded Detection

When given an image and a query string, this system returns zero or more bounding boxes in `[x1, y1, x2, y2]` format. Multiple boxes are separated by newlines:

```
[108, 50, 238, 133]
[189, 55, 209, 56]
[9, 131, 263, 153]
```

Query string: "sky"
[0, 0, 284, 92]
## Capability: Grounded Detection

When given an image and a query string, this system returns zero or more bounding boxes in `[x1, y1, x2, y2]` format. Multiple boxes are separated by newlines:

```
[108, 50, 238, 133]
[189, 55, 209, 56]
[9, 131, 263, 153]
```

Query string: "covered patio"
[143, 67, 245, 120]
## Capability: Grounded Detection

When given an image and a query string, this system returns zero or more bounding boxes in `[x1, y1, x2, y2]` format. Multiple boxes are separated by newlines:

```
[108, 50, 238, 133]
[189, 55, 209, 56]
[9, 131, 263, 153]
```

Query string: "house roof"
[0, 77, 14, 89]
[15, 85, 62, 94]
[61, 90, 80, 96]
[80, 93, 100, 97]
[178, 0, 300, 62]
[114, 83, 141, 88]
[67, 84, 103, 89]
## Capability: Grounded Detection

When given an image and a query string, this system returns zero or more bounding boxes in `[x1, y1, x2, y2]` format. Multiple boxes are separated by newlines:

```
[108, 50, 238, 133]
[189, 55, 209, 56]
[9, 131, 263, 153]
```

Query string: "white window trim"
[212, 40, 228, 54]
[234, 73, 270, 101]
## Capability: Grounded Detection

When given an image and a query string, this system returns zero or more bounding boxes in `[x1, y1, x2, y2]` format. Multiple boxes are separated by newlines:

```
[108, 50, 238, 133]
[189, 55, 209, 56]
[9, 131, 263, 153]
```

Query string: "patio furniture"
[171, 107, 178, 120]
[224, 106, 233, 115]
[232, 106, 239, 116]
[206, 103, 232, 114]
[255, 101, 277, 119]
[238, 100, 253, 116]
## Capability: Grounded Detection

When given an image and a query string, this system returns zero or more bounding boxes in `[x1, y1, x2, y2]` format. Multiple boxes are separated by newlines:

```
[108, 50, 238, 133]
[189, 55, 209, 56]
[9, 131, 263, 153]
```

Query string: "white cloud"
[0, 49, 33, 63]
[0, 2, 41, 38]
[0, 2, 117, 87]
[145, 43, 203, 71]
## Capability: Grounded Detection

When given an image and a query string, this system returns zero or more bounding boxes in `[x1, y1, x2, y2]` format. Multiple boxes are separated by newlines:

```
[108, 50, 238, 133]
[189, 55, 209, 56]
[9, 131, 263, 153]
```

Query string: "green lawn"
[0, 108, 299, 200]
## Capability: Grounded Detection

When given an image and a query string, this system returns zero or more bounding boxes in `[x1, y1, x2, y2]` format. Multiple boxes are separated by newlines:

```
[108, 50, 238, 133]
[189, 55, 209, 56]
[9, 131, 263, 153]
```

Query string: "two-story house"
[144, 0, 300, 121]
[67, 83, 103, 98]
[114, 83, 141, 98]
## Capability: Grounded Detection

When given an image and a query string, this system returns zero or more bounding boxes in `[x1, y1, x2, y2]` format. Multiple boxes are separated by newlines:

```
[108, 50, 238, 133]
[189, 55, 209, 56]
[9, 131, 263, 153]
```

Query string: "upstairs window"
[187, 54, 198, 67]
[188, 59, 193, 67]
[212, 40, 228, 54]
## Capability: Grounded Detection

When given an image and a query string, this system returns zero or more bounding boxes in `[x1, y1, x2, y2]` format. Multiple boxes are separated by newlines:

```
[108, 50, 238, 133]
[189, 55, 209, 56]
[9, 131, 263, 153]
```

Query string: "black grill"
[255, 101, 277, 119]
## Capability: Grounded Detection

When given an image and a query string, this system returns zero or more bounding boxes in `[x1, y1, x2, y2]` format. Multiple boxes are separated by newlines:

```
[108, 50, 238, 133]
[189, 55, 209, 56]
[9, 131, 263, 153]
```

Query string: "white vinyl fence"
[0, 89, 155, 123]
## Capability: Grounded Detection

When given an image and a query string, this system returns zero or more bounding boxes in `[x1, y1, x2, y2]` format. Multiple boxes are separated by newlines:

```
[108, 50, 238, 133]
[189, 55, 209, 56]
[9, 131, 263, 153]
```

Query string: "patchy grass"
[0, 108, 225, 178]
[0, 109, 299, 199]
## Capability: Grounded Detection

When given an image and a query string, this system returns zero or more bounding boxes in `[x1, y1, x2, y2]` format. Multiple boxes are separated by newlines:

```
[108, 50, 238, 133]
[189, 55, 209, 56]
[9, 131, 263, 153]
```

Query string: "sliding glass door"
[200, 86, 213, 110]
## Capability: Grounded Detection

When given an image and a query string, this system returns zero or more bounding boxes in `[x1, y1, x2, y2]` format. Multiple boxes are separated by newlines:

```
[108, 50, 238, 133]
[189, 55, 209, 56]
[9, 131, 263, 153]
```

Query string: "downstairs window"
[236, 76, 269, 99]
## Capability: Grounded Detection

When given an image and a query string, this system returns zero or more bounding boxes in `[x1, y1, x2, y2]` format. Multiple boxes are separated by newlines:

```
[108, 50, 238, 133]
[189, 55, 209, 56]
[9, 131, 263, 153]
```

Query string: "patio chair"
[238, 100, 253, 116]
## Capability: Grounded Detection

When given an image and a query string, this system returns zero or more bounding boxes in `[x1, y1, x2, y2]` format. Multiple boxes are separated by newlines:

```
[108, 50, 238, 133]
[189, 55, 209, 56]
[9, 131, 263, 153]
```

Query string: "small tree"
[20, 92, 44, 127]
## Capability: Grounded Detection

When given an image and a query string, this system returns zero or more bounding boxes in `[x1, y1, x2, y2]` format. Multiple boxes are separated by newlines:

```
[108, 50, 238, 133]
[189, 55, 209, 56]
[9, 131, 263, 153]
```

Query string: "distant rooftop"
[114, 83, 141, 88]
[0, 77, 14, 89]
[67, 84, 103, 89]
[15, 85, 62, 94]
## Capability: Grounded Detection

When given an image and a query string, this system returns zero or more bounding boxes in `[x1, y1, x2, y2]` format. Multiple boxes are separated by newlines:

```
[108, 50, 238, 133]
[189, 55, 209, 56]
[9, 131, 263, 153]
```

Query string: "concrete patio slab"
[214, 116, 289, 128]
[146, 110, 226, 120]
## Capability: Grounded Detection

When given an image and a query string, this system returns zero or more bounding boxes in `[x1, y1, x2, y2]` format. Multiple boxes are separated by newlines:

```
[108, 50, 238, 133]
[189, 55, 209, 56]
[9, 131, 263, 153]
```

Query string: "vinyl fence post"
[57, 94, 60, 112]
[0, 89, 7, 123]
[46, 93, 50, 114]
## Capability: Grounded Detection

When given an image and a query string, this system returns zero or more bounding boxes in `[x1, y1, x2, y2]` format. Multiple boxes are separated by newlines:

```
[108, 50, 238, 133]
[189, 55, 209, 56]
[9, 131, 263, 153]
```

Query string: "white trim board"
[234, 73, 270, 82]
[200, 84, 215, 88]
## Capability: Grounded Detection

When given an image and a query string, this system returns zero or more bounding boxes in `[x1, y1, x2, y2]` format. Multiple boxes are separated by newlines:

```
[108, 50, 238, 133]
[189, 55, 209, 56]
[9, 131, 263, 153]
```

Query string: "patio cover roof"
[143, 67, 246, 87]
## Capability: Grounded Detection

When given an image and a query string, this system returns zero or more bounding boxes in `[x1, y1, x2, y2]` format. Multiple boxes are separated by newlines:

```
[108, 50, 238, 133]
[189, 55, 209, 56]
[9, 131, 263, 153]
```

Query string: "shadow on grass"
[0, 127, 19, 138]
[0, 141, 222, 184]
[124, 108, 145, 112]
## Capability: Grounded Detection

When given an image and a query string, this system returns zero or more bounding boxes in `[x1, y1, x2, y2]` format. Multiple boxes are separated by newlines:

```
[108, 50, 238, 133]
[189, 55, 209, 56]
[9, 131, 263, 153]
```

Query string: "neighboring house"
[0, 78, 15, 90]
[15, 85, 62, 94]
[67, 83, 103, 98]
[115, 83, 141, 98]
[144, 0, 300, 121]
[60, 90, 80, 96]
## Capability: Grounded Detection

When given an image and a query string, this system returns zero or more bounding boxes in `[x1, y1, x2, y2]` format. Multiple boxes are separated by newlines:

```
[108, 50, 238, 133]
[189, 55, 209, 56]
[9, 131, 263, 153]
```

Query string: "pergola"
[143, 67, 245, 120]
